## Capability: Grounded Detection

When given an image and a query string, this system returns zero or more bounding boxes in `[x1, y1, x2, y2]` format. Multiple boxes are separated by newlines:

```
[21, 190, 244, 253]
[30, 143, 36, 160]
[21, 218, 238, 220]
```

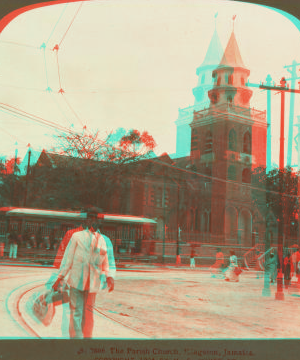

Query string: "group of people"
[210, 249, 241, 282]
[208, 246, 300, 286]
[265, 247, 300, 287]
[0, 230, 61, 260]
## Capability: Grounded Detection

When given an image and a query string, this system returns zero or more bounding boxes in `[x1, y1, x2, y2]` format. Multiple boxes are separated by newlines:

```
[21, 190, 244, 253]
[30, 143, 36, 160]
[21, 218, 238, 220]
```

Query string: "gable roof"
[19, 148, 42, 176]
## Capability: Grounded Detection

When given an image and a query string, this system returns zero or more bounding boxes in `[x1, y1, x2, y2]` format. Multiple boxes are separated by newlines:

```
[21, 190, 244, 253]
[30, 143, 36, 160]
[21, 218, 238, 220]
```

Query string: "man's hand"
[106, 277, 114, 292]
[52, 277, 63, 291]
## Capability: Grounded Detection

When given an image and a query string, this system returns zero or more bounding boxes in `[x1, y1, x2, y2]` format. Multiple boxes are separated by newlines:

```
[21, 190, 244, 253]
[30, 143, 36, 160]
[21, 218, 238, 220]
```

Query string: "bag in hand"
[32, 290, 55, 326]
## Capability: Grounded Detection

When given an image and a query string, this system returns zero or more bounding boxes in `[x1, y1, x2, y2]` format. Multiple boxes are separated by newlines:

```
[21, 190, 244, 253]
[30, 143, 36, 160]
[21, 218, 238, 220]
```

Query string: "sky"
[0, 0, 300, 167]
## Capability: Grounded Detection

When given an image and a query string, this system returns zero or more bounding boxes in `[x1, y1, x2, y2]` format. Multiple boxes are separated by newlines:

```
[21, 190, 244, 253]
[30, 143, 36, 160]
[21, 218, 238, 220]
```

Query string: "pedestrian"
[224, 250, 240, 282]
[210, 248, 224, 277]
[52, 208, 114, 338]
[292, 248, 298, 278]
[265, 251, 277, 284]
[283, 251, 294, 288]
[8, 230, 18, 259]
[190, 246, 196, 269]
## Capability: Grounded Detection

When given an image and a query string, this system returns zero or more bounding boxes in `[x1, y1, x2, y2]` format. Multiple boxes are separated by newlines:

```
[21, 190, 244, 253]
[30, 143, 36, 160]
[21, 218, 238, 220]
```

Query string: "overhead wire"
[45, 2, 69, 46]
[58, 2, 84, 48]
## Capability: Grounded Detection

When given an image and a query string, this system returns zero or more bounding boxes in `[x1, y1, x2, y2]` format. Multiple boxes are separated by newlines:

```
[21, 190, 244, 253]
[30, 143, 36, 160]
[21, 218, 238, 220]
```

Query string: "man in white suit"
[53, 209, 114, 338]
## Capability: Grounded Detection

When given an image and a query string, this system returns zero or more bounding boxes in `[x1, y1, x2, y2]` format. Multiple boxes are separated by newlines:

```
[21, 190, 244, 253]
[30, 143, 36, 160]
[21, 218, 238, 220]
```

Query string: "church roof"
[199, 28, 224, 69]
[218, 30, 245, 68]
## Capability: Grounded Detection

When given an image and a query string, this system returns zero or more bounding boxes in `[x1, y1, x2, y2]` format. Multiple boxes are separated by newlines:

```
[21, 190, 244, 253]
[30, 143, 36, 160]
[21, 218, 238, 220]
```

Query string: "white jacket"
[58, 229, 109, 293]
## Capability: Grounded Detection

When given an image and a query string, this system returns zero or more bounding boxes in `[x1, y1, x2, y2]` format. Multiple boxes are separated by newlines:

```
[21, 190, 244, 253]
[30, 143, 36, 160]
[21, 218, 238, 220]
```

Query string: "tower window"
[243, 131, 251, 154]
[228, 74, 233, 85]
[242, 168, 251, 183]
[205, 131, 213, 153]
[228, 165, 236, 181]
[241, 77, 245, 86]
[201, 74, 205, 84]
[228, 129, 237, 151]
[217, 76, 221, 86]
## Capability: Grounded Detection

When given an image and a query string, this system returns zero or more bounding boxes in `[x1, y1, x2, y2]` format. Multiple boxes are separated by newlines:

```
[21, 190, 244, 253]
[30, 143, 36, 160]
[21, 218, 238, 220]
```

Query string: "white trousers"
[190, 258, 195, 268]
[9, 244, 18, 259]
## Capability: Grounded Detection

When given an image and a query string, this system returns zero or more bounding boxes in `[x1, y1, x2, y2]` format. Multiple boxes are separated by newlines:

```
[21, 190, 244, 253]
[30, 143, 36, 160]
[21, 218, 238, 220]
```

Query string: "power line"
[59, 1, 84, 48]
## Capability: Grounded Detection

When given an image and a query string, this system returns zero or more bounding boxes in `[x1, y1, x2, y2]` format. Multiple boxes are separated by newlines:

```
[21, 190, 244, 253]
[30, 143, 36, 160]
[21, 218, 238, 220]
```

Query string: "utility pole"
[162, 169, 166, 264]
[260, 78, 300, 301]
[23, 145, 32, 207]
[284, 61, 300, 167]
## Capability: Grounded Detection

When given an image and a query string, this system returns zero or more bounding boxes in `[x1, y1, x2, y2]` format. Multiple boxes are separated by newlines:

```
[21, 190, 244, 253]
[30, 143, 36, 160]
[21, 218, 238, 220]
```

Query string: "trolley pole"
[260, 77, 300, 300]
[23, 146, 31, 207]
[11, 143, 18, 206]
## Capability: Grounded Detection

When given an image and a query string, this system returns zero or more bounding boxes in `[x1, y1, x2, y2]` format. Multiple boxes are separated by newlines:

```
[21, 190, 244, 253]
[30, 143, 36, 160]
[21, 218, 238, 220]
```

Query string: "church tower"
[175, 26, 223, 158]
[190, 26, 267, 246]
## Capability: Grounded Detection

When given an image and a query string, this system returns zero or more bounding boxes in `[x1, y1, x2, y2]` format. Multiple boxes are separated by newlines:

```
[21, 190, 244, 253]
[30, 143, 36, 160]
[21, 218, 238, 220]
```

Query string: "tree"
[252, 166, 299, 242]
[26, 127, 157, 211]
[0, 156, 23, 206]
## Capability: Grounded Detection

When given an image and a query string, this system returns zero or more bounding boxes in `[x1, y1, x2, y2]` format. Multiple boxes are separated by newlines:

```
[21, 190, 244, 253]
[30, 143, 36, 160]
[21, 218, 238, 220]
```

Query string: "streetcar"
[0, 207, 156, 265]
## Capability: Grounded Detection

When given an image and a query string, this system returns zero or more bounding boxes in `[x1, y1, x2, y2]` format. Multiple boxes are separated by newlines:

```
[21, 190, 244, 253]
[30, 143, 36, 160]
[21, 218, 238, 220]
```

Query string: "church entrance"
[239, 209, 252, 247]
[225, 206, 238, 243]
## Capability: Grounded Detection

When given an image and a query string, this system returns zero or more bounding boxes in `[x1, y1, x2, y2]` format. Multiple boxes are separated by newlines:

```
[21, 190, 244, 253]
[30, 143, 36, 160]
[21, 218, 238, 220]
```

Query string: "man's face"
[86, 215, 98, 230]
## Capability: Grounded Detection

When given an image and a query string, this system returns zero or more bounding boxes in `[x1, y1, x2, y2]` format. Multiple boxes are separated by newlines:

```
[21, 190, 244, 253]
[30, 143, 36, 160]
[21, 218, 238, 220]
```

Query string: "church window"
[228, 165, 236, 181]
[242, 168, 251, 183]
[243, 131, 251, 154]
[227, 95, 233, 104]
[225, 74, 228, 84]
[155, 187, 163, 207]
[204, 131, 213, 153]
[228, 129, 237, 151]
[241, 77, 245, 86]
[201, 74, 205, 84]
[217, 76, 221, 86]
[228, 74, 233, 85]
[211, 92, 218, 104]
[191, 130, 198, 151]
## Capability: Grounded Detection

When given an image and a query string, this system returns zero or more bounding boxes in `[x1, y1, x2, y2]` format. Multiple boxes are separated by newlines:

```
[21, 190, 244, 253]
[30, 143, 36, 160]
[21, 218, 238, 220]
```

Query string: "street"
[1, 265, 300, 339]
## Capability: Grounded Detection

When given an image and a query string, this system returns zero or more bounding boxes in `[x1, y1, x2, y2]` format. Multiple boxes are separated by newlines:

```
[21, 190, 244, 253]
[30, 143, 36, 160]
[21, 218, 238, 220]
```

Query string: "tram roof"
[0, 207, 156, 224]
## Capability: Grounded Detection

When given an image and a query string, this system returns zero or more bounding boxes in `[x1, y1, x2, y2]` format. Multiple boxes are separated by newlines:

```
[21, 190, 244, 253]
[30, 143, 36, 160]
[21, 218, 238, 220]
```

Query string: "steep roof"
[19, 148, 42, 176]
[200, 28, 224, 69]
[218, 30, 245, 68]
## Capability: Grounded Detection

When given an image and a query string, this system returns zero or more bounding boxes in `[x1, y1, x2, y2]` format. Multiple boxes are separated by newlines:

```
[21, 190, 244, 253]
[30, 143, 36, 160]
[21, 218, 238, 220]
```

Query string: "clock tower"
[190, 29, 267, 245]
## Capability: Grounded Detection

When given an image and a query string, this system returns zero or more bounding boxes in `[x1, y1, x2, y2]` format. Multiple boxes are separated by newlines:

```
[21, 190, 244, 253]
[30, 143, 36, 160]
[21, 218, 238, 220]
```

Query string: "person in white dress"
[224, 250, 240, 282]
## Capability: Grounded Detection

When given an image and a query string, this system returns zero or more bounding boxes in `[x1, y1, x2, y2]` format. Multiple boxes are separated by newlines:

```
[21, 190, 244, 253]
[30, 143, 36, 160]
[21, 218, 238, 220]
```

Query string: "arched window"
[204, 131, 213, 153]
[242, 168, 251, 183]
[228, 74, 233, 85]
[225, 74, 228, 84]
[227, 95, 233, 103]
[243, 131, 251, 154]
[201, 74, 205, 84]
[228, 129, 237, 151]
[217, 76, 221, 86]
[228, 165, 236, 181]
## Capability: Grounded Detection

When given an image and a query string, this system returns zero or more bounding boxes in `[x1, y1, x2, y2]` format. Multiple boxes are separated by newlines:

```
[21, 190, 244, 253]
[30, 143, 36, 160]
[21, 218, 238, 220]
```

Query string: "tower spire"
[232, 15, 236, 32]
[214, 12, 218, 30]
